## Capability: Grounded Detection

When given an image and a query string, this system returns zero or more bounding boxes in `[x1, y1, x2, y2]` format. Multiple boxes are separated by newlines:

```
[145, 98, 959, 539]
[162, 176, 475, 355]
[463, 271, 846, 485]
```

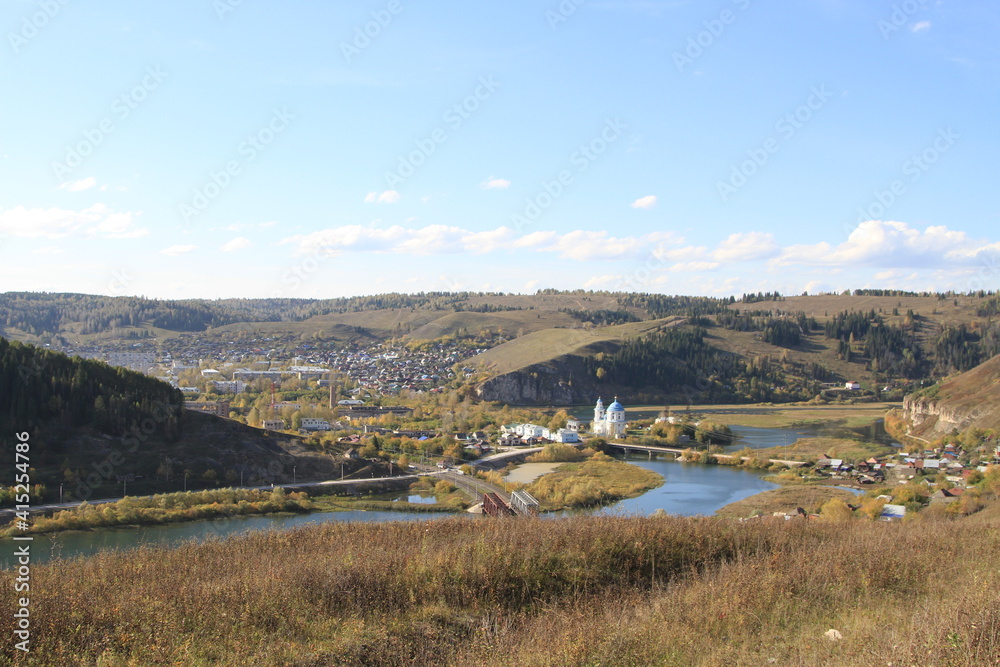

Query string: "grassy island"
[1, 488, 312, 537]
[521, 450, 664, 510]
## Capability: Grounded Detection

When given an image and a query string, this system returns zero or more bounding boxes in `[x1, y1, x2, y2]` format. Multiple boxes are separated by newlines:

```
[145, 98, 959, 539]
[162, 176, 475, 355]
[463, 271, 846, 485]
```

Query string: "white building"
[591, 397, 627, 438]
[543, 428, 580, 443]
[300, 418, 331, 431]
[845, 381, 861, 390]
[212, 380, 247, 394]
[262, 419, 286, 430]
[514, 424, 546, 439]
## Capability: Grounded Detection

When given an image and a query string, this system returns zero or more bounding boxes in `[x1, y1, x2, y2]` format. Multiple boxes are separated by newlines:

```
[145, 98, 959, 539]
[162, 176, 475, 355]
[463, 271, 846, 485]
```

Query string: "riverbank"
[714, 485, 861, 518]
[0, 487, 313, 537]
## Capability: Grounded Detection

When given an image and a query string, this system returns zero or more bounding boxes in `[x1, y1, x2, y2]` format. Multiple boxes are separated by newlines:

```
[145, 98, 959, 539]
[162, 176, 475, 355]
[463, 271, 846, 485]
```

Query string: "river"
[2, 424, 811, 568]
[587, 455, 779, 517]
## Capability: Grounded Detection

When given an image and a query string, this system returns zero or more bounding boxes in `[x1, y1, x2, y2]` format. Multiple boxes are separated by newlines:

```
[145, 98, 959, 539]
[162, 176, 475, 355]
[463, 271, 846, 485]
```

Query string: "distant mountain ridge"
[3, 290, 1000, 405]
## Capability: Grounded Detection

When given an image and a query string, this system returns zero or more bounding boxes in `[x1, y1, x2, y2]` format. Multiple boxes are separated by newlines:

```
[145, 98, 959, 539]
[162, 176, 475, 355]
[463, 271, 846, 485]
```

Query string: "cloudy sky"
[1, 0, 998, 300]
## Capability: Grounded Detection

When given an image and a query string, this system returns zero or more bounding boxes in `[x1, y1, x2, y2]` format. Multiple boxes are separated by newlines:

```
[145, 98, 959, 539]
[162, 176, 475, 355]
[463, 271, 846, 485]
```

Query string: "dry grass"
[468, 317, 683, 375]
[715, 485, 860, 518]
[751, 436, 896, 463]
[626, 402, 898, 430]
[2, 514, 998, 665]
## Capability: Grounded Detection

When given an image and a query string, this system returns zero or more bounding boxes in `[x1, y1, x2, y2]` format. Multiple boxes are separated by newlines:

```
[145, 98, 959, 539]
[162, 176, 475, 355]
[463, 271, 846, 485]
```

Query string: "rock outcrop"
[475, 356, 595, 405]
[900, 354, 1000, 440]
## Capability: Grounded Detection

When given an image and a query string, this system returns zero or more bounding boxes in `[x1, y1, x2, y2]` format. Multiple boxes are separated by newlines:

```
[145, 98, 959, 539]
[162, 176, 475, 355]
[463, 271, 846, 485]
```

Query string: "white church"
[591, 397, 627, 438]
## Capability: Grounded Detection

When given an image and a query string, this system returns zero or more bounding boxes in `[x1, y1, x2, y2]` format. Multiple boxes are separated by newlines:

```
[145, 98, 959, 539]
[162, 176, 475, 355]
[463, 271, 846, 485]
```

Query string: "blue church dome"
[607, 398, 625, 412]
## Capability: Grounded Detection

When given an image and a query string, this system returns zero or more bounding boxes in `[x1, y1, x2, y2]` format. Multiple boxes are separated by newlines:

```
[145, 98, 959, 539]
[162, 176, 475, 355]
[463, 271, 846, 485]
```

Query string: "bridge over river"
[605, 441, 806, 468]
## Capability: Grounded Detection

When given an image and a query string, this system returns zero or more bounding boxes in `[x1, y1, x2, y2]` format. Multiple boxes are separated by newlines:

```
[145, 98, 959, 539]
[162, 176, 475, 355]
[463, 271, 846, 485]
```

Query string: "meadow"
[1, 514, 997, 665]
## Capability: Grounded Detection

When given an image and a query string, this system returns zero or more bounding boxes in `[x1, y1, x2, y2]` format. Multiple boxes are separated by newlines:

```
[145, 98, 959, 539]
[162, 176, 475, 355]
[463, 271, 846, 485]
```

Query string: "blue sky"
[1, 0, 998, 300]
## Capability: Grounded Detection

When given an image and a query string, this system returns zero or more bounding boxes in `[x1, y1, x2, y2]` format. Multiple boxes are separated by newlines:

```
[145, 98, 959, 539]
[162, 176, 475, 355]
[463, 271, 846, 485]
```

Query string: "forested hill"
[0, 291, 551, 337]
[0, 337, 183, 440]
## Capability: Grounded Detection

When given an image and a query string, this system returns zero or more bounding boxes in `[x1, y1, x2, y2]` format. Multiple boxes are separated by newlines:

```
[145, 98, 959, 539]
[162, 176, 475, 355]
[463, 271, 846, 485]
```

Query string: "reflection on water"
[5, 428, 818, 568]
[398, 494, 438, 505]
[726, 424, 820, 451]
[0, 509, 454, 569]
[584, 455, 779, 517]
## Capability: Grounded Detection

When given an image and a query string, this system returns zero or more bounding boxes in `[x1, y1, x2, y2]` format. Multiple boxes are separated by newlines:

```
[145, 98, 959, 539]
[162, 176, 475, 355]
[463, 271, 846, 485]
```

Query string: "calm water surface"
[588, 456, 778, 517]
[5, 424, 818, 567]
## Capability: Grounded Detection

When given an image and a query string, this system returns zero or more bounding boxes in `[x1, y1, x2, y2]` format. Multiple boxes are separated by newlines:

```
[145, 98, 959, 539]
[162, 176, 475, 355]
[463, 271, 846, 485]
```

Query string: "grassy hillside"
[3, 514, 997, 665]
[469, 317, 683, 375]
[0, 339, 344, 502]
[406, 309, 579, 341]
[6, 290, 999, 406]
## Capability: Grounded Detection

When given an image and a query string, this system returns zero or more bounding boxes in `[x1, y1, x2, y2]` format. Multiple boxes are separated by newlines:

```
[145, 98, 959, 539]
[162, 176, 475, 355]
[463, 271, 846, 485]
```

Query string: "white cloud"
[630, 195, 657, 209]
[583, 274, 623, 289]
[669, 261, 720, 273]
[58, 177, 97, 192]
[0, 204, 147, 239]
[775, 220, 997, 269]
[221, 237, 251, 252]
[284, 225, 517, 257]
[285, 226, 684, 263]
[513, 229, 681, 261]
[32, 246, 64, 255]
[161, 244, 198, 256]
[481, 177, 511, 190]
[911, 20, 931, 33]
[365, 190, 400, 204]
[713, 232, 779, 262]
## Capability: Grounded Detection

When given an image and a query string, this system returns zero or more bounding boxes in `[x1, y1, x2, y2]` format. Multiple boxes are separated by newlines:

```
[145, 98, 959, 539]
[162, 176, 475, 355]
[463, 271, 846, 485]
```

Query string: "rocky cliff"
[475, 356, 596, 405]
[899, 354, 1000, 440]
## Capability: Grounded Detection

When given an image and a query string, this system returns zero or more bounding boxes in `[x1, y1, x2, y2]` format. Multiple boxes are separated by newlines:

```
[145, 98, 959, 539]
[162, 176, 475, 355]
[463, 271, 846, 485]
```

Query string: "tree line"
[0, 337, 183, 444]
